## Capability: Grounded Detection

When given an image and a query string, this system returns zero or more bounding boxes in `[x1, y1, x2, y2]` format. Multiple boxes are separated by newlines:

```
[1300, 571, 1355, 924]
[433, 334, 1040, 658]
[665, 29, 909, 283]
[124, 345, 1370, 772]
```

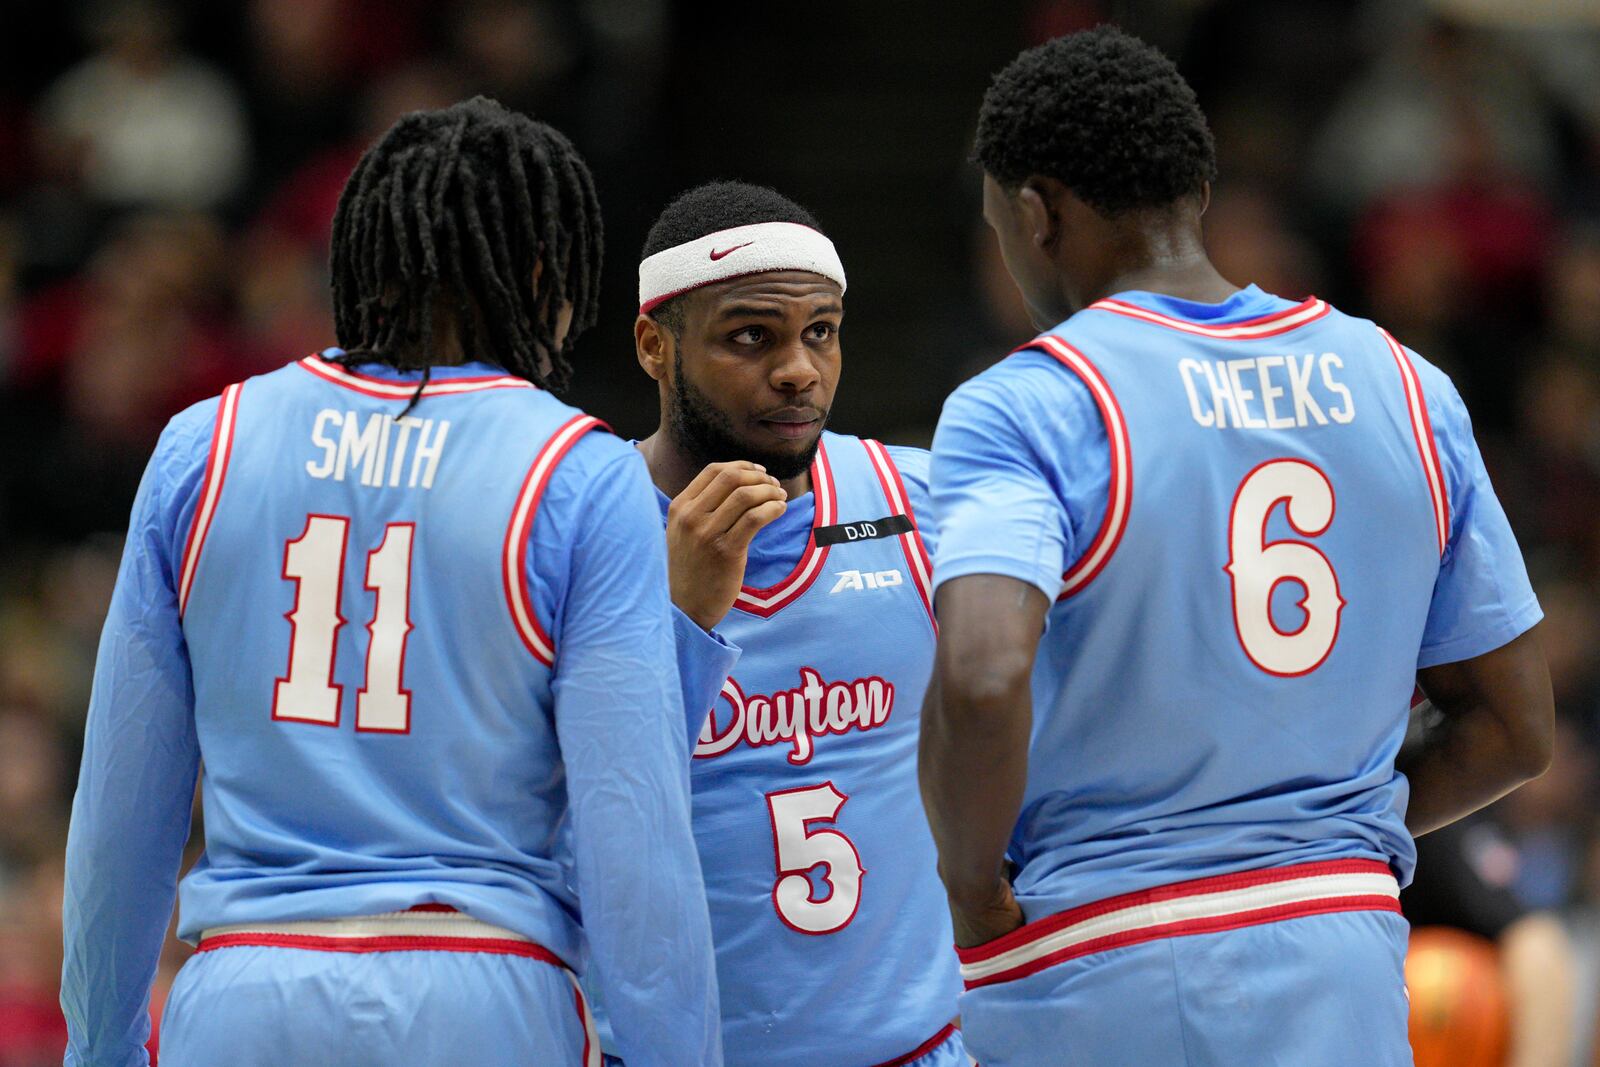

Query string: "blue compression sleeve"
[541, 439, 722, 1067]
[62, 411, 208, 1067]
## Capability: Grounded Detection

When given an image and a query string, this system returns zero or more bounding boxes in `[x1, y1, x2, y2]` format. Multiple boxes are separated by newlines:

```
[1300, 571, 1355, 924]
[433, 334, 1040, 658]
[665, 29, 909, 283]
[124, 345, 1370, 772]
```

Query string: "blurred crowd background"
[0, 0, 1598, 1063]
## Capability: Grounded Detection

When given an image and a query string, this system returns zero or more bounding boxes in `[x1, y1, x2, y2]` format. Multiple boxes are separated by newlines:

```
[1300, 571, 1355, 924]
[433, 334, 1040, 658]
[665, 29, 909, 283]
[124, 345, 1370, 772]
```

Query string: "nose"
[769, 337, 821, 395]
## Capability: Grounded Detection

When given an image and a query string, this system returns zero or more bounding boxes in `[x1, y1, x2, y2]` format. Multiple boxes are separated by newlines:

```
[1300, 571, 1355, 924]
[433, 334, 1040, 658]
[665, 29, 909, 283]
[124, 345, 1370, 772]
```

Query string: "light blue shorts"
[959, 909, 1412, 1067]
[159, 943, 597, 1067]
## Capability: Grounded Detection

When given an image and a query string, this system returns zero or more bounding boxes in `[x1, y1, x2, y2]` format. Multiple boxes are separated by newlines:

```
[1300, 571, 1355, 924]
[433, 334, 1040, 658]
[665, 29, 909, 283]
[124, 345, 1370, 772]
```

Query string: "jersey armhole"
[1018, 336, 1131, 600]
[177, 382, 245, 617]
[861, 440, 936, 630]
[502, 414, 609, 666]
[1378, 328, 1451, 558]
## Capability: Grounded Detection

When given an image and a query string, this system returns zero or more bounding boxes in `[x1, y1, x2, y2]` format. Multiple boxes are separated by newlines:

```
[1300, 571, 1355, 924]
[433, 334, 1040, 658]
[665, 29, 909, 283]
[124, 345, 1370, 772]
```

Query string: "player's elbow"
[936, 646, 1034, 723]
[1505, 702, 1555, 782]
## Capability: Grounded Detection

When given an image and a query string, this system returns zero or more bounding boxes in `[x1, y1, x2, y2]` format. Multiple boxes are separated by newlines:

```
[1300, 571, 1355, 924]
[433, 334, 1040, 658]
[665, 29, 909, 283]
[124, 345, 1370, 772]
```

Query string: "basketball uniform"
[928, 286, 1541, 1066]
[62, 354, 724, 1067]
[598, 432, 965, 1066]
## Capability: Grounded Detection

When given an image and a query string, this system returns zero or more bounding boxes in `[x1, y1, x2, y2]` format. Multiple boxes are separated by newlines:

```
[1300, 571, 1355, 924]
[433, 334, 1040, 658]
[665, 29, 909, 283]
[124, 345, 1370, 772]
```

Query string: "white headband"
[638, 221, 847, 313]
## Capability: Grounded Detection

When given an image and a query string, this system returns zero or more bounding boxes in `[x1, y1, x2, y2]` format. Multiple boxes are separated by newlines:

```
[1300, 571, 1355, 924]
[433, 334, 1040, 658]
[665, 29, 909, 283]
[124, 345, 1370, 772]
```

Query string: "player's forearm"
[1403, 628, 1553, 836]
[566, 772, 722, 1066]
[919, 663, 1032, 908]
[671, 605, 739, 748]
[1399, 716, 1545, 836]
[62, 712, 198, 1063]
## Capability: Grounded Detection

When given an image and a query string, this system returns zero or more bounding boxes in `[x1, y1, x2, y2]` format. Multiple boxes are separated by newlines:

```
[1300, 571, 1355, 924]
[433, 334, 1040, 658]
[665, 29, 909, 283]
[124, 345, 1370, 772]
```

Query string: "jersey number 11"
[272, 514, 416, 732]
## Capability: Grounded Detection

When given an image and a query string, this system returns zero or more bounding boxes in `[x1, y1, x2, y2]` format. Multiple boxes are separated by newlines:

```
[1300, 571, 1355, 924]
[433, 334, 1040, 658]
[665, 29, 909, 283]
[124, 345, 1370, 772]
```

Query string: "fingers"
[671, 462, 782, 521]
[720, 498, 788, 551]
[676, 460, 759, 503]
[704, 482, 788, 538]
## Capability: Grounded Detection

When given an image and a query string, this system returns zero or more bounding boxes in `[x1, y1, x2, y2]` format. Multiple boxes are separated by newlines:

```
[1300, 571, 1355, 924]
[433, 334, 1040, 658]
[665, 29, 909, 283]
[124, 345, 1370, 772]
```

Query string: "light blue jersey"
[652, 432, 962, 1066]
[931, 286, 1542, 921]
[62, 353, 723, 1067]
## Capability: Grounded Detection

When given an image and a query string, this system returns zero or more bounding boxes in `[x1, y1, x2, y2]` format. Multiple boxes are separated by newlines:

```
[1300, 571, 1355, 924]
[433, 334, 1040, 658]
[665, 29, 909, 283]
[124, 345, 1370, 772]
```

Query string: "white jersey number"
[765, 782, 864, 935]
[274, 515, 416, 731]
[1225, 459, 1346, 676]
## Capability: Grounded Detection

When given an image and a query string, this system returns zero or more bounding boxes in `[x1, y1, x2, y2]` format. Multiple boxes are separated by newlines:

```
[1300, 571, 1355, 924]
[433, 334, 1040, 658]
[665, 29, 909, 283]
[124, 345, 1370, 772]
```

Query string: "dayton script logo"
[694, 670, 895, 765]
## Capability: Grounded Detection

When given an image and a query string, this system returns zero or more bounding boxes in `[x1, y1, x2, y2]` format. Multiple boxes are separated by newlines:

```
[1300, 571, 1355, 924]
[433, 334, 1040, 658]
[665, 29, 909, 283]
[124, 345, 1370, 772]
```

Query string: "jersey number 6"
[273, 514, 416, 732]
[1225, 459, 1346, 677]
[766, 782, 864, 935]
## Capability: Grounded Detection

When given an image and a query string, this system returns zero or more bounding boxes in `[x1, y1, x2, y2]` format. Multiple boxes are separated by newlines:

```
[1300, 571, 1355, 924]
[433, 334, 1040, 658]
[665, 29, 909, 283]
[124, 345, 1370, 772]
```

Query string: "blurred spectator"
[1205, 186, 1326, 301]
[37, 0, 248, 211]
[1308, 14, 1561, 222]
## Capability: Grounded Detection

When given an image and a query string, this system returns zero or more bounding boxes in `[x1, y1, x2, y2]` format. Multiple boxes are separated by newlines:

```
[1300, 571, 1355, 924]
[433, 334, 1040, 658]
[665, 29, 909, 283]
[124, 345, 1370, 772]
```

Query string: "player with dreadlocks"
[62, 97, 724, 1067]
[921, 28, 1551, 1066]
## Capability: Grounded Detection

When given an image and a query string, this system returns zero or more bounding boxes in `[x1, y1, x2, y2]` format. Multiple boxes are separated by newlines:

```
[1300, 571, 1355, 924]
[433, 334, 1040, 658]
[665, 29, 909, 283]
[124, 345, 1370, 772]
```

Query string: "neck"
[637, 426, 813, 501]
[1079, 214, 1238, 310]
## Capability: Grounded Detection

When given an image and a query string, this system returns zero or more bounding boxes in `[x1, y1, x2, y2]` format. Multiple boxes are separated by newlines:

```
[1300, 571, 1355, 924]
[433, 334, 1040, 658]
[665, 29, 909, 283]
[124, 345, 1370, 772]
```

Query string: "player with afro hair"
[969, 25, 1231, 327]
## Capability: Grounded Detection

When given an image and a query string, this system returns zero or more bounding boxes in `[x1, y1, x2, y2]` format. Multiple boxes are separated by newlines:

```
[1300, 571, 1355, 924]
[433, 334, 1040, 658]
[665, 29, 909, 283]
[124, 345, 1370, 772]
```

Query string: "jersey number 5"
[766, 782, 864, 935]
[1225, 459, 1346, 677]
[273, 515, 416, 732]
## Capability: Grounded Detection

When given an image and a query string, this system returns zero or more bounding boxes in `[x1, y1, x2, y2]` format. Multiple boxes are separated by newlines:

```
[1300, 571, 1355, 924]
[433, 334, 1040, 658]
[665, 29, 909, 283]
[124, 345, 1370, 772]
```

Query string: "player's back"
[1006, 287, 1459, 915]
[175, 353, 600, 965]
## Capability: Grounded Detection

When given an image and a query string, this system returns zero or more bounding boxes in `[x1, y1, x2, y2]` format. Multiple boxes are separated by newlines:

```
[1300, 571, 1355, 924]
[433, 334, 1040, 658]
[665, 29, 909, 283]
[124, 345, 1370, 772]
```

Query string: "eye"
[806, 322, 836, 342]
[731, 326, 766, 345]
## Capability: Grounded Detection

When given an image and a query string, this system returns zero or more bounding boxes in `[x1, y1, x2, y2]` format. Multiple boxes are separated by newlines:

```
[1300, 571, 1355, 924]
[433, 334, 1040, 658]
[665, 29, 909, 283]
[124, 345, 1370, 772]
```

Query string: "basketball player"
[920, 29, 1554, 1066]
[611, 181, 964, 1066]
[61, 99, 722, 1067]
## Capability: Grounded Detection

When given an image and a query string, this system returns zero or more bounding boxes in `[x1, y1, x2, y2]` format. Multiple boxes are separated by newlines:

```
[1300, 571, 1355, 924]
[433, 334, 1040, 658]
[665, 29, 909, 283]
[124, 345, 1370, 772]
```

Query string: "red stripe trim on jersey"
[862, 439, 937, 631]
[196, 932, 568, 962]
[1089, 296, 1330, 340]
[178, 382, 243, 617]
[1380, 329, 1450, 557]
[567, 973, 601, 1067]
[1026, 337, 1131, 599]
[870, 1022, 959, 1067]
[297, 356, 534, 399]
[956, 859, 1398, 990]
[733, 439, 837, 618]
[503, 415, 608, 665]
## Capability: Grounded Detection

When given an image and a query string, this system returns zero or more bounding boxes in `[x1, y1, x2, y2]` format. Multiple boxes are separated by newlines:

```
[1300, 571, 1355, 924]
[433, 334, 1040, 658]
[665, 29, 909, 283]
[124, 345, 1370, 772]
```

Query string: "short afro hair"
[640, 181, 823, 333]
[974, 26, 1217, 216]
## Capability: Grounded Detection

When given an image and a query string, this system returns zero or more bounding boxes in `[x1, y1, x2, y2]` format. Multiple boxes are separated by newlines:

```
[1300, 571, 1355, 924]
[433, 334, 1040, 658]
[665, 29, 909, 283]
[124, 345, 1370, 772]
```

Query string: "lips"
[759, 408, 822, 441]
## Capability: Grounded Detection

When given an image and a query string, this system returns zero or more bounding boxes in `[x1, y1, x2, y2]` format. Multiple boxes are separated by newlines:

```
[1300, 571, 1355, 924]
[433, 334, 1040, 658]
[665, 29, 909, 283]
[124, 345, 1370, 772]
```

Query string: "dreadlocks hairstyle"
[640, 181, 821, 335]
[973, 26, 1217, 217]
[330, 96, 603, 393]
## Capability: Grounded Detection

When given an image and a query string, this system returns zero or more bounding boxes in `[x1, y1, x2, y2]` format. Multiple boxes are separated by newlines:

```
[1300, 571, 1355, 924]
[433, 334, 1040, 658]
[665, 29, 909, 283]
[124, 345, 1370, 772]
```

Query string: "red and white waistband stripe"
[862, 439, 936, 630]
[1381, 329, 1450, 557]
[297, 356, 534, 399]
[1089, 296, 1331, 339]
[503, 414, 607, 666]
[734, 440, 838, 617]
[178, 382, 243, 617]
[1028, 336, 1131, 599]
[196, 908, 569, 966]
[956, 859, 1399, 990]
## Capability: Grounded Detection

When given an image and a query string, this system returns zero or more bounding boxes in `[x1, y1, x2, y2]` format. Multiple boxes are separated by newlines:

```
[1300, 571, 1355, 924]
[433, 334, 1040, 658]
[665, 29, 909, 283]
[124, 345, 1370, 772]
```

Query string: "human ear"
[1017, 179, 1060, 252]
[636, 315, 672, 382]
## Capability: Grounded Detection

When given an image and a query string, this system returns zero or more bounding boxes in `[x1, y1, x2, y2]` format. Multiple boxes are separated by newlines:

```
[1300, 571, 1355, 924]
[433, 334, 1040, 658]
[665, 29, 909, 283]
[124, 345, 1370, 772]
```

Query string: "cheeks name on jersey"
[1179, 352, 1355, 431]
[694, 669, 895, 765]
[305, 409, 452, 489]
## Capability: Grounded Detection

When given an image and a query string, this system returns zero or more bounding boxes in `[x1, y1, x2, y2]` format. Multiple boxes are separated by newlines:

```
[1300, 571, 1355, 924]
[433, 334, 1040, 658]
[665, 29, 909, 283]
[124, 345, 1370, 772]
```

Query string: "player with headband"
[600, 181, 965, 1066]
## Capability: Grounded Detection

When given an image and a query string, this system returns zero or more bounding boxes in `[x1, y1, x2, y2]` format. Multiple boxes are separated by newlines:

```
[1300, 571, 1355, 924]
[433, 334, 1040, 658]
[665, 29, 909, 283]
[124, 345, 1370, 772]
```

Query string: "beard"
[668, 353, 825, 483]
